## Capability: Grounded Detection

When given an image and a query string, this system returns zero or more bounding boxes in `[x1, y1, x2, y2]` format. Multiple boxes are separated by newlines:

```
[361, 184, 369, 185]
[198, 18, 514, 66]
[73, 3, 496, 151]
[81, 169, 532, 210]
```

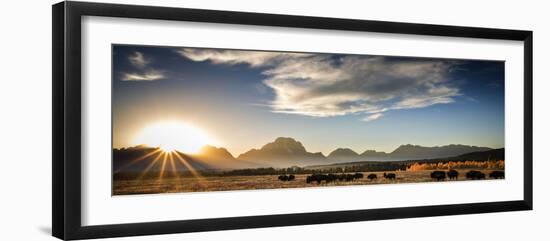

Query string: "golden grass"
[113, 168, 503, 195]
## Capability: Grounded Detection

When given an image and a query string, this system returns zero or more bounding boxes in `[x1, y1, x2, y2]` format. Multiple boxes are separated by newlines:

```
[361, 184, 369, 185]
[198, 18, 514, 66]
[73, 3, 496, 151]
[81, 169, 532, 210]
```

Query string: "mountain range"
[305, 148, 505, 170]
[114, 137, 496, 171]
[327, 143, 493, 162]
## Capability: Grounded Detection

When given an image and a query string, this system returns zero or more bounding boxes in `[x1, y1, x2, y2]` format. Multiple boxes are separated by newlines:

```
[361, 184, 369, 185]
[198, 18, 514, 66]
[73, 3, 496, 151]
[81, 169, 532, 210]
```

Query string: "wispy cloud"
[178, 48, 461, 121]
[123, 51, 165, 81]
[122, 70, 164, 81]
[177, 48, 312, 67]
[362, 113, 384, 122]
[128, 51, 149, 68]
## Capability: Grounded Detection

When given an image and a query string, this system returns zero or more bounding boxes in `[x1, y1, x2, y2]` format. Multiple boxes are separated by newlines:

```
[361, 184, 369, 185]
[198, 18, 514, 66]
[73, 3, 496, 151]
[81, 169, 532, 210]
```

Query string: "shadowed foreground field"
[113, 169, 503, 195]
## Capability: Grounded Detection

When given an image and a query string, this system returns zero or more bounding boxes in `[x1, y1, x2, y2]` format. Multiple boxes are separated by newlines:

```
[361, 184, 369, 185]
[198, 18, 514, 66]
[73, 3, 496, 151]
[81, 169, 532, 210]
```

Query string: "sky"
[112, 45, 505, 156]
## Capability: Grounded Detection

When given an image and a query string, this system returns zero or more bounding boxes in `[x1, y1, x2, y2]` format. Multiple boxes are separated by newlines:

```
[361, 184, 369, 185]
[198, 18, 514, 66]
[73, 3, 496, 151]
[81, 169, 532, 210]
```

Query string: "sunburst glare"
[134, 121, 214, 153]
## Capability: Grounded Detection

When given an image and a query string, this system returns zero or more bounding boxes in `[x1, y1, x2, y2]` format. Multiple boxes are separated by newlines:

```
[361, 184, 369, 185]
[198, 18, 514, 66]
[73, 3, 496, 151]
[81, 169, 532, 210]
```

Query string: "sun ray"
[168, 152, 182, 192]
[172, 151, 207, 187]
[158, 151, 169, 181]
[138, 152, 165, 180]
[114, 148, 162, 173]
[168, 152, 179, 179]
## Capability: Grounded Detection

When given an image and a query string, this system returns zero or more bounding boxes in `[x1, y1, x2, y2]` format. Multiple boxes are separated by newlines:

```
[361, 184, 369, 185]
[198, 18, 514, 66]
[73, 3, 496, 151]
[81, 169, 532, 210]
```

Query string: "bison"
[306, 174, 329, 184]
[367, 173, 377, 180]
[447, 169, 459, 180]
[337, 174, 346, 181]
[489, 171, 505, 179]
[278, 174, 295, 182]
[383, 172, 396, 180]
[344, 174, 354, 182]
[327, 174, 337, 183]
[306, 173, 364, 184]
[306, 174, 321, 184]
[466, 170, 486, 180]
[430, 171, 446, 181]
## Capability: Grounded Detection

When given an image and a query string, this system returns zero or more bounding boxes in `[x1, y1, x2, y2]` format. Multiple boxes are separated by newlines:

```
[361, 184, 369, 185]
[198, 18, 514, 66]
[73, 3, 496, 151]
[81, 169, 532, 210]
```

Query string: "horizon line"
[113, 140, 504, 158]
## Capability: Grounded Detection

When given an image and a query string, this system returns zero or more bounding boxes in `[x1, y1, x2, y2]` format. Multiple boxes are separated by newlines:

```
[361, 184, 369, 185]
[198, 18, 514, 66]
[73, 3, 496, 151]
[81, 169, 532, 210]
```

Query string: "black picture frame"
[52, 1, 533, 240]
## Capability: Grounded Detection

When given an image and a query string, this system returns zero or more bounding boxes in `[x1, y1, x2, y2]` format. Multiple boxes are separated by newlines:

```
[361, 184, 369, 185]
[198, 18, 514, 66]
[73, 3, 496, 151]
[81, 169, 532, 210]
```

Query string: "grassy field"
[113, 169, 503, 195]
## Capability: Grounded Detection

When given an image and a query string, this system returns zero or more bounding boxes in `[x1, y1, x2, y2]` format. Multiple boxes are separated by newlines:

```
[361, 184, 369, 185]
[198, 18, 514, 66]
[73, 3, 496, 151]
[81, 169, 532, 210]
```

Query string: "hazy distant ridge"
[237, 138, 492, 165]
[373, 144, 493, 160]
[114, 137, 495, 171]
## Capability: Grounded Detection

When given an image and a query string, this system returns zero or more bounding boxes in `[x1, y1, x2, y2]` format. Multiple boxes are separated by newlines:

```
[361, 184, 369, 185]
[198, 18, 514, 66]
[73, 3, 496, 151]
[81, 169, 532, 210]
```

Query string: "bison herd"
[305, 173, 364, 184]
[430, 170, 504, 181]
[278, 172, 399, 184]
[278, 170, 504, 184]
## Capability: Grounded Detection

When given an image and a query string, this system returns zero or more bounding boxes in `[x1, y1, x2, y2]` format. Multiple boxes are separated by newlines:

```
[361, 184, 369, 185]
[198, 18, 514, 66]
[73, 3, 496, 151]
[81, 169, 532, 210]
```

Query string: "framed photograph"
[52, 1, 533, 240]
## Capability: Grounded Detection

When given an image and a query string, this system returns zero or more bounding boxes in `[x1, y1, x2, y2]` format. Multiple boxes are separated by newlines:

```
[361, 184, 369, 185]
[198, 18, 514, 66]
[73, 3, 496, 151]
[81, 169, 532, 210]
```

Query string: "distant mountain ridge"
[237, 137, 325, 167]
[237, 137, 493, 166]
[366, 144, 493, 160]
[304, 148, 505, 170]
[324, 144, 492, 162]
[360, 150, 388, 159]
[114, 137, 497, 171]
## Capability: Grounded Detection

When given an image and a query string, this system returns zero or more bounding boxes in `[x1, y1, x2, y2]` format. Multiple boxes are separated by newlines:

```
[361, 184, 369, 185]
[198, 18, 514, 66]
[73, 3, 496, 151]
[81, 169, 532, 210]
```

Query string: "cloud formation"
[177, 48, 311, 67]
[123, 51, 164, 81]
[362, 113, 384, 122]
[128, 51, 149, 68]
[178, 48, 461, 121]
[122, 70, 164, 81]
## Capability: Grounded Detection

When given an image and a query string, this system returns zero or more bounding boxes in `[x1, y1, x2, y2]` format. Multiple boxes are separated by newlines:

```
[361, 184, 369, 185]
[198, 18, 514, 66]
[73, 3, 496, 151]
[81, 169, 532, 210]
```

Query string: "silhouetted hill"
[113, 146, 207, 173]
[360, 150, 389, 159]
[448, 148, 504, 161]
[237, 137, 327, 167]
[388, 144, 492, 160]
[194, 145, 235, 162]
[356, 144, 492, 161]
[192, 145, 260, 169]
[113, 145, 256, 173]
[327, 148, 361, 162]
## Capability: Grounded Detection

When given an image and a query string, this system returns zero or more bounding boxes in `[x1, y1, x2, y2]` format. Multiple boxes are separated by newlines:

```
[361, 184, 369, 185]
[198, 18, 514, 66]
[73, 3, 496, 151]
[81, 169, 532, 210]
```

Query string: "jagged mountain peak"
[259, 137, 307, 154]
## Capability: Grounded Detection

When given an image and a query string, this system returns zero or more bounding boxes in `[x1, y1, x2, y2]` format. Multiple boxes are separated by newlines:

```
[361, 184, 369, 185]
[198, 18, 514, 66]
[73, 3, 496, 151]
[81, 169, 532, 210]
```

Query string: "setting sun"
[134, 121, 213, 153]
